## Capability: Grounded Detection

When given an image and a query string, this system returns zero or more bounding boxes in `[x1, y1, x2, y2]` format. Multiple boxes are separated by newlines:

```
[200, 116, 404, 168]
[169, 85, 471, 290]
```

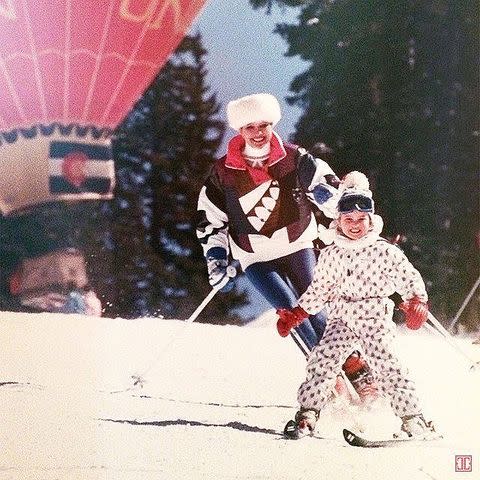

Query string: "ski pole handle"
[215, 264, 237, 290]
[226, 265, 237, 279]
[185, 266, 237, 324]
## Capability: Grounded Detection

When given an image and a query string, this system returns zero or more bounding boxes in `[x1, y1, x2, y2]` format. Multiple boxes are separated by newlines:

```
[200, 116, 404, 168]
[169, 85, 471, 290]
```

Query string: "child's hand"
[276, 306, 309, 337]
[399, 296, 429, 330]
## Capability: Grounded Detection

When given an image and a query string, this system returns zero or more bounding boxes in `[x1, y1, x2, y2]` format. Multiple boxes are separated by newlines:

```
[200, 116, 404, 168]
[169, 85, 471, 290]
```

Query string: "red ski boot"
[342, 351, 378, 404]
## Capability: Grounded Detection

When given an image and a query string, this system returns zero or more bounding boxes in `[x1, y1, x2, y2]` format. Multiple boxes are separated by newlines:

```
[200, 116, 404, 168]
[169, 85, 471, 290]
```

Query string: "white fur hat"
[227, 93, 281, 130]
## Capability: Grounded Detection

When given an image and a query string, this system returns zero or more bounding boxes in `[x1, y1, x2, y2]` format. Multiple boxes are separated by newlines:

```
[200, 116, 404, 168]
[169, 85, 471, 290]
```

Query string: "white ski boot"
[396, 414, 440, 440]
[284, 409, 319, 439]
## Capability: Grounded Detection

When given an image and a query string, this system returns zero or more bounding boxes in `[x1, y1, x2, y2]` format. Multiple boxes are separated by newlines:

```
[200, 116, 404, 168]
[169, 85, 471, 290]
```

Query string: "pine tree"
[150, 33, 247, 323]
[251, 0, 479, 328]
[109, 33, 247, 323]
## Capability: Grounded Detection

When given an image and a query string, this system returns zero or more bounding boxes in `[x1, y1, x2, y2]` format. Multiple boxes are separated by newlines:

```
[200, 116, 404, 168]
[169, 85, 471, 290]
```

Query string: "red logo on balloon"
[62, 151, 88, 188]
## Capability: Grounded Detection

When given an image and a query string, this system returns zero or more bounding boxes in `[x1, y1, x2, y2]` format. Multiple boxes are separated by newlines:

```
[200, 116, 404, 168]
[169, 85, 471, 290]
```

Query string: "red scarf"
[225, 132, 287, 185]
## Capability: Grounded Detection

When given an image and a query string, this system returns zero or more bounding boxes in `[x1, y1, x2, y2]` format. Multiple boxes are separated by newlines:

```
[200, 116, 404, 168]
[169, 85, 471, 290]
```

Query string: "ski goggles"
[337, 194, 374, 214]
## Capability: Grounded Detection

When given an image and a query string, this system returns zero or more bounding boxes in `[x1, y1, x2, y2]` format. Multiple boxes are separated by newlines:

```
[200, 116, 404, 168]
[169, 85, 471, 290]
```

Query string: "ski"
[343, 429, 441, 448]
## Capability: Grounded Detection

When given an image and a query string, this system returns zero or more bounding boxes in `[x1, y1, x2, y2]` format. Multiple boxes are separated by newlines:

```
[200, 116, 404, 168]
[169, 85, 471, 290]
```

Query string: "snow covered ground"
[1, 310, 479, 480]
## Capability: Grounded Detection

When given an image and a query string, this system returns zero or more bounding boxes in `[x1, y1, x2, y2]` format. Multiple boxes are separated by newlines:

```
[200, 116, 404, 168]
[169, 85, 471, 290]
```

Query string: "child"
[276, 171, 438, 440]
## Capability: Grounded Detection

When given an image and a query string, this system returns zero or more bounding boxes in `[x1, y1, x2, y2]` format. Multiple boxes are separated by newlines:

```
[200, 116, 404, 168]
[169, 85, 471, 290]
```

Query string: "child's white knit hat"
[337, 171, 375, 214]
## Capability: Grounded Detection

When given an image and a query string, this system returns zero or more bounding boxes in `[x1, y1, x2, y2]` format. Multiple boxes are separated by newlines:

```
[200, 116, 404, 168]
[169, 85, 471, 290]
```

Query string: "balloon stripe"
[81, 0, 117, 122]
[19, 0, 48, 120]
[49, 177, 113, 194]
[50, 159, 114, 177]
[0, 58, 26, 124]
[99, 1, 157, 124]
[49, 140, 111, 160]
[63, 0, 72, 120]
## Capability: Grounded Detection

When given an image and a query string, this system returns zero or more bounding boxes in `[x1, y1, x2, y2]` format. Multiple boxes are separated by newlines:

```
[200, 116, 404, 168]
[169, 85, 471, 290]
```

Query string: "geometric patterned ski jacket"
[196, 132, 339, 269]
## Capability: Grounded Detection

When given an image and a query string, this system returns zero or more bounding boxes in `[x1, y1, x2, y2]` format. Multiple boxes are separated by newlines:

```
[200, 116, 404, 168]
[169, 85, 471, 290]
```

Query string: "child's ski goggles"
[337, 194, 374, 214]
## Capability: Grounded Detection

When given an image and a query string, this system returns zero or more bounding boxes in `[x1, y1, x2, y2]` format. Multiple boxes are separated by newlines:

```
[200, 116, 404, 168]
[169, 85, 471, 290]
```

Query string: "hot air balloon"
[0, 0, 208, 311]
[0, 0, 208, 213]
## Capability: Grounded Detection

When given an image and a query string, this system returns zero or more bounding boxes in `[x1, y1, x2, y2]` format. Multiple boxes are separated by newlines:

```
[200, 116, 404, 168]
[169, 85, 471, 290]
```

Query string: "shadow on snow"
[131, 394, 294, 410]
[100, 417, 280, 436]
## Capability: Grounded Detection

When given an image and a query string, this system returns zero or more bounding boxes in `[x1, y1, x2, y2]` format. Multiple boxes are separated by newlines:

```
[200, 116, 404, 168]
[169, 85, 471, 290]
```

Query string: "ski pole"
[185, 287, 219, 323]
[129, 286, 222, 387]
[290, 328, 310, 358]
[186, 265, 237, 323]
[109, 267, 237, 393]
[140, 266, 237, 368]
[447, 275, 480, 332]
[424, 312, 479, 371]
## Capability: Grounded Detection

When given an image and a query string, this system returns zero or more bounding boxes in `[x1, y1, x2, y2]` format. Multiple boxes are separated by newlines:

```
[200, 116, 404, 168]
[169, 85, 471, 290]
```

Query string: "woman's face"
[239, 121, 273, 149]
[338, 210, 371, 240]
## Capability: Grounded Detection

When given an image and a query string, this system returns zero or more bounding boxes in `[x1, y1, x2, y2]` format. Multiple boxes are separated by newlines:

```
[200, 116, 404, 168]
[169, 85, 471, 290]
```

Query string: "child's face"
[338, 211, 371, 240]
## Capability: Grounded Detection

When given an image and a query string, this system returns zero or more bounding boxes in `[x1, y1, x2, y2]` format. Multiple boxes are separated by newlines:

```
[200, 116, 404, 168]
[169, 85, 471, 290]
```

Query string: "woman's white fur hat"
[227, 93, 281, 130]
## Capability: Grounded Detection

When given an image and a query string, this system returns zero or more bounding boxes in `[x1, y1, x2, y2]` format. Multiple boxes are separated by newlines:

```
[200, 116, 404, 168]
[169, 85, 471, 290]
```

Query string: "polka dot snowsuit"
[297, 233, 428, 418]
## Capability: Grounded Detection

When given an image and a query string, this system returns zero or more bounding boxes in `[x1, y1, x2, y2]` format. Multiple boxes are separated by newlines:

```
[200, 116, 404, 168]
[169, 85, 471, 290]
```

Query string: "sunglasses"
[337, 194, 374, 213]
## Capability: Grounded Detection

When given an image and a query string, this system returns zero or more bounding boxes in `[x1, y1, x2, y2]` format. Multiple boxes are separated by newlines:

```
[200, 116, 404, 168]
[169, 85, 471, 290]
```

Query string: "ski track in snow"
[1, 310, 479, 480]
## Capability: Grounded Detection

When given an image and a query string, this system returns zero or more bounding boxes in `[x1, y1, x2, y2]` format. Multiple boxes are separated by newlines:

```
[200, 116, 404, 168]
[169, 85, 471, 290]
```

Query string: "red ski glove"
[399, 296, 429, 330]
[276, 306, 309, 337]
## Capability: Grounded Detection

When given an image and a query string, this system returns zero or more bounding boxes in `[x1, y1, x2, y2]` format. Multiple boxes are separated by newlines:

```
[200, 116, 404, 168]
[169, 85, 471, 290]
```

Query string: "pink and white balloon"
[0, 0, 207, 214]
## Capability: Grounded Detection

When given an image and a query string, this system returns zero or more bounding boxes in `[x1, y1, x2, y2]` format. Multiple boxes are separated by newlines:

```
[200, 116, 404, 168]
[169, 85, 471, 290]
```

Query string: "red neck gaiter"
[225, 132, 287, 185]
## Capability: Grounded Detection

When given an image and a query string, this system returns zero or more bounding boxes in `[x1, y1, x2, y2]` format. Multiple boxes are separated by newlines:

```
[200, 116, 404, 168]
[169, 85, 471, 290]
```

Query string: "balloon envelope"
[0, 0, 207, 214]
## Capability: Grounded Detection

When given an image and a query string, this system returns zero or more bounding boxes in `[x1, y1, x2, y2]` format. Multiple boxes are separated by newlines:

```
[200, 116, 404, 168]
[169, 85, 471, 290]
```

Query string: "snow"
[1, 310, 479, 479]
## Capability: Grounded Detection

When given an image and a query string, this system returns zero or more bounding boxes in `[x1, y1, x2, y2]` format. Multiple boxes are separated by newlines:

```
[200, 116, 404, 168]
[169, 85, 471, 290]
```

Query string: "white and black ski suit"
[297, 217, 428, 418]
[196, 132, 339, 350]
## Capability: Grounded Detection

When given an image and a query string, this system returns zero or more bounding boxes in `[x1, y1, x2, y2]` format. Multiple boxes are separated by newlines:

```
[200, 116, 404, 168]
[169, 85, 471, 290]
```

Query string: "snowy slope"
[1, 310, 479, 480]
